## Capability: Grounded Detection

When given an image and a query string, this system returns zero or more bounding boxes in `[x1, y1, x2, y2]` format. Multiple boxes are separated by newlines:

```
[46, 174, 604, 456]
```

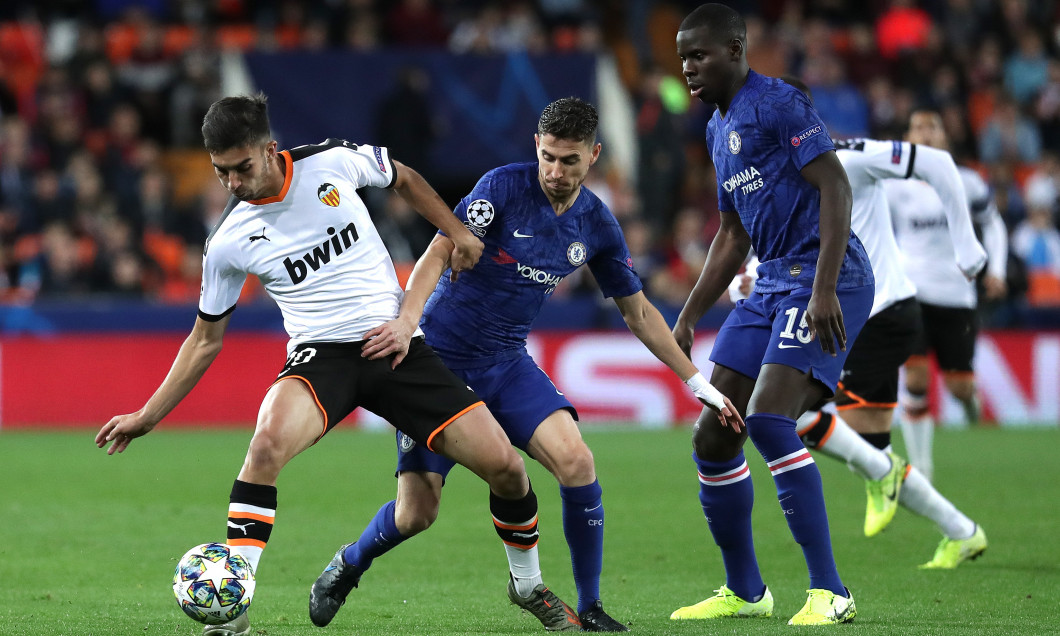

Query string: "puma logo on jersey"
[284, 223, 360, 284]
[249, 227, 270, 242]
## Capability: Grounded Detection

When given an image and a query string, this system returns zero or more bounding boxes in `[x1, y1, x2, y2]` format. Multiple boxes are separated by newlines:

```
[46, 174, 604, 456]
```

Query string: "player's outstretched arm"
[911, 145, 987, 278]
[391, 159, 483, 275]
[673, 211, 751, 355]
[362, 234, 453, 367]
[801, 151, 852, 356]
[614, 291, 744, 431]
[980, 208, 1009, 298]
[95, 315, 229, 454]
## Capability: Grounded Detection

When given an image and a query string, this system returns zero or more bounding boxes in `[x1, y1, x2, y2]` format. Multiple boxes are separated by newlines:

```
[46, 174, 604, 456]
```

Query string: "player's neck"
[715, 67, 750, 119]
[545, 187, 580, 216]
[262, 152, 287, 198]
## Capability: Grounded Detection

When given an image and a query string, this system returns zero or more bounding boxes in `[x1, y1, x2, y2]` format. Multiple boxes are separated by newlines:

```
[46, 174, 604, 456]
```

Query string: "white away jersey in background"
[887, 166, 1003, 308]
[835, 138, 918, 316]
[199, 139, 417, 352]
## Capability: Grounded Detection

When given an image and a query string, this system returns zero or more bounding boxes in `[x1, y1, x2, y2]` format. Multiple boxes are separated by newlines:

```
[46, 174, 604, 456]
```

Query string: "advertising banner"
[2, 331, 1056, 428]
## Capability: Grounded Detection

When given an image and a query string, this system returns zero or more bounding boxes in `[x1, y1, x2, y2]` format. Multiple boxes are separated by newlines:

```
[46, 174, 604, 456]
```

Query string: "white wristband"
[685, 372, 726, 411]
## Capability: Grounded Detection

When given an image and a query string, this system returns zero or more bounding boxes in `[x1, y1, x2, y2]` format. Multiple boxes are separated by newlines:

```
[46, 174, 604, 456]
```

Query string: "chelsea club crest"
[728, 130, 742, 154]
[567, 242, 587, 266]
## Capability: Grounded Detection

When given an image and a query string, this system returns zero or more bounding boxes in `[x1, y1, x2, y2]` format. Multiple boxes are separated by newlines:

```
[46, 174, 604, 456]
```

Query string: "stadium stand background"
[0, 0, 1057, 426]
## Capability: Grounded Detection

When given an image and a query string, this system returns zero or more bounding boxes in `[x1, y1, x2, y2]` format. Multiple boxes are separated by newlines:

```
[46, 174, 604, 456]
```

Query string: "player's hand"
[738, 275, 753, 297]
[727, 274, 753, 303]
[982, 274, 1007, 300]
[672, 322, 695, 358]
[685, 372, 744, 432]
[362, 318, 417, 369]
[95, 412, 156, 455]
[806, 290, 846, 356]
[449, 234, 484, 282]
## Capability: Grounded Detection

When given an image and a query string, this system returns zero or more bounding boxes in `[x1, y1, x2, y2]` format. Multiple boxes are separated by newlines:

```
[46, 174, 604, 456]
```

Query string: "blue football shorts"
[395, 352, 578, 477]
[709, 284, 874, 394]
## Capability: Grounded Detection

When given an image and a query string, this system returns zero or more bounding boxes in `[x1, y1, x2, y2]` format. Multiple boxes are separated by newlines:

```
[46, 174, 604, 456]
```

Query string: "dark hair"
[679, 3, 746, 45]
[537, 97, 598, 144]
[201, 93, 272, 153]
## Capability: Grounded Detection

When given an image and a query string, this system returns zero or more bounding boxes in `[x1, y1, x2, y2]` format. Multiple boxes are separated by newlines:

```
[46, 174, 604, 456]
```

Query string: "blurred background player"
[887, 109, 1010, 480]
[782, 77, 988, 569]
[670, 5, 873, 626]
[308, 97, 739, 633]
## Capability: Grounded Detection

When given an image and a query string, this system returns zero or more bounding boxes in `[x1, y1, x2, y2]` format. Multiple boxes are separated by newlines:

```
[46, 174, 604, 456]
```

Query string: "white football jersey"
[886, 165, 995, 308]
[835, 139, 918, 317]
[199, 139, 420, 352]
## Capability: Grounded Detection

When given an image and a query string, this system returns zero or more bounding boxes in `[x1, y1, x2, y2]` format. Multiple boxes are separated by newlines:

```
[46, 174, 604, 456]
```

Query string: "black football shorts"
[273, 337, 483, 449]
[835, 297, 921, 409]
[910, 302, 978, 373]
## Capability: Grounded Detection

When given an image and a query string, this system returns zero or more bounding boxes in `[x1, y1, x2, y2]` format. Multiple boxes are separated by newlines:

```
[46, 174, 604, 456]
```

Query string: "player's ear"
[729, 37, 744, 60]
[589, 142, 601, 166]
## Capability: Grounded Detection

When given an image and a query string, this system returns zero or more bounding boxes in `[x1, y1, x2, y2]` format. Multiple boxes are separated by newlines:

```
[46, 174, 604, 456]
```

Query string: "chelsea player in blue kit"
[309, 98, 741, 632]
[669, 5, 874, 626]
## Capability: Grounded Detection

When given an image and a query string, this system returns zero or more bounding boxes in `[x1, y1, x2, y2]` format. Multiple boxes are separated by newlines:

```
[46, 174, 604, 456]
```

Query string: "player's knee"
[245, 428, 290, 474]
[550, 443, 595, 486]
[484, 450, 528, 498]
[692, 419, 743, 462]
[903, 369, 930, 394]
[396, 499, 439, 537]
[946, 378, 976, 402]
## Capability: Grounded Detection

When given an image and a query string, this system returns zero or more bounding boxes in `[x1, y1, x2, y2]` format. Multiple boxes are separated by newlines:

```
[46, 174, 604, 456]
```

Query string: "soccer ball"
[173, 543, 255, 625]
[466, 199, 494, 227]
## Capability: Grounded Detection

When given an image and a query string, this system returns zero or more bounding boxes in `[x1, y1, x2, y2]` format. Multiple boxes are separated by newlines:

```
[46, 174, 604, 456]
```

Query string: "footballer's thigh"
[432, 407, 528, 497]
[526, 409, 596, 487]
[239, 378, 326, 485]
[465, 355, 590, 486]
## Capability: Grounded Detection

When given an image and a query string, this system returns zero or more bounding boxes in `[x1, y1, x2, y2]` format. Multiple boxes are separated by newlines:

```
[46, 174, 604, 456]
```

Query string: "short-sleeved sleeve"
[587, 218, 643, 299]
[769, 91, 835, 171]
[451, 170, 500, 238]
[198, 239, 246, 321]
[342, 143, 397, 189]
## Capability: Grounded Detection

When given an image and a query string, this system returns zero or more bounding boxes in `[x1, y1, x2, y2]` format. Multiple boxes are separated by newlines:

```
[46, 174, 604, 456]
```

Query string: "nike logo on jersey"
[249, 227, 270, 242]
[584, 504, 603, 512]
[778, 342, 801, 349]
[513, 229, 533, 238]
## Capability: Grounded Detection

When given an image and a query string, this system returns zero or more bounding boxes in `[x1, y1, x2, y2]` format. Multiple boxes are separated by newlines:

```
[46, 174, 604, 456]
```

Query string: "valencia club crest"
[318, 183, 340, 207]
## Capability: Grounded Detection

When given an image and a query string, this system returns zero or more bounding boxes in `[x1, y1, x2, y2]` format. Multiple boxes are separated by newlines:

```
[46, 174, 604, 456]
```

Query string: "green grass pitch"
[1, 426, 1057, 635]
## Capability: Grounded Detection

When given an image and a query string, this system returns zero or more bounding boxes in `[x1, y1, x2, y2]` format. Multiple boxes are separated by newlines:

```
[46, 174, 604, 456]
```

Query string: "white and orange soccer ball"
[173, 543, 255, 625]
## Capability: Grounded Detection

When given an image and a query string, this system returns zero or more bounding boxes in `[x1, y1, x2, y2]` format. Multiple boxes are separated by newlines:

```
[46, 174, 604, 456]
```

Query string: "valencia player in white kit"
[887, 109, 1010, 478]
[95, 94, 574, 635]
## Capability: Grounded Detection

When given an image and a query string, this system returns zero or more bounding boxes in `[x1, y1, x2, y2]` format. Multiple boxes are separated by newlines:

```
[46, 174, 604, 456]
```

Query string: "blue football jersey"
[707, 71, 873, 293]
[423, 162, 642, 368]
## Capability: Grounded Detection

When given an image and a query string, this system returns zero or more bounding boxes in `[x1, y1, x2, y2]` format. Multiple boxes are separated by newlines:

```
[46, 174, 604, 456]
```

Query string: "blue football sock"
[342, 500, 406, 572]
[560, 480, 604, 614]
[694, 450, 765, 602]
[746, 412, 845, 596]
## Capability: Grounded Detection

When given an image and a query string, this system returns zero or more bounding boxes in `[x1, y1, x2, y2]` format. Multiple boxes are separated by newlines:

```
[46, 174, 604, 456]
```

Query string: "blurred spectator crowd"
[0, 0, 1058, 327]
